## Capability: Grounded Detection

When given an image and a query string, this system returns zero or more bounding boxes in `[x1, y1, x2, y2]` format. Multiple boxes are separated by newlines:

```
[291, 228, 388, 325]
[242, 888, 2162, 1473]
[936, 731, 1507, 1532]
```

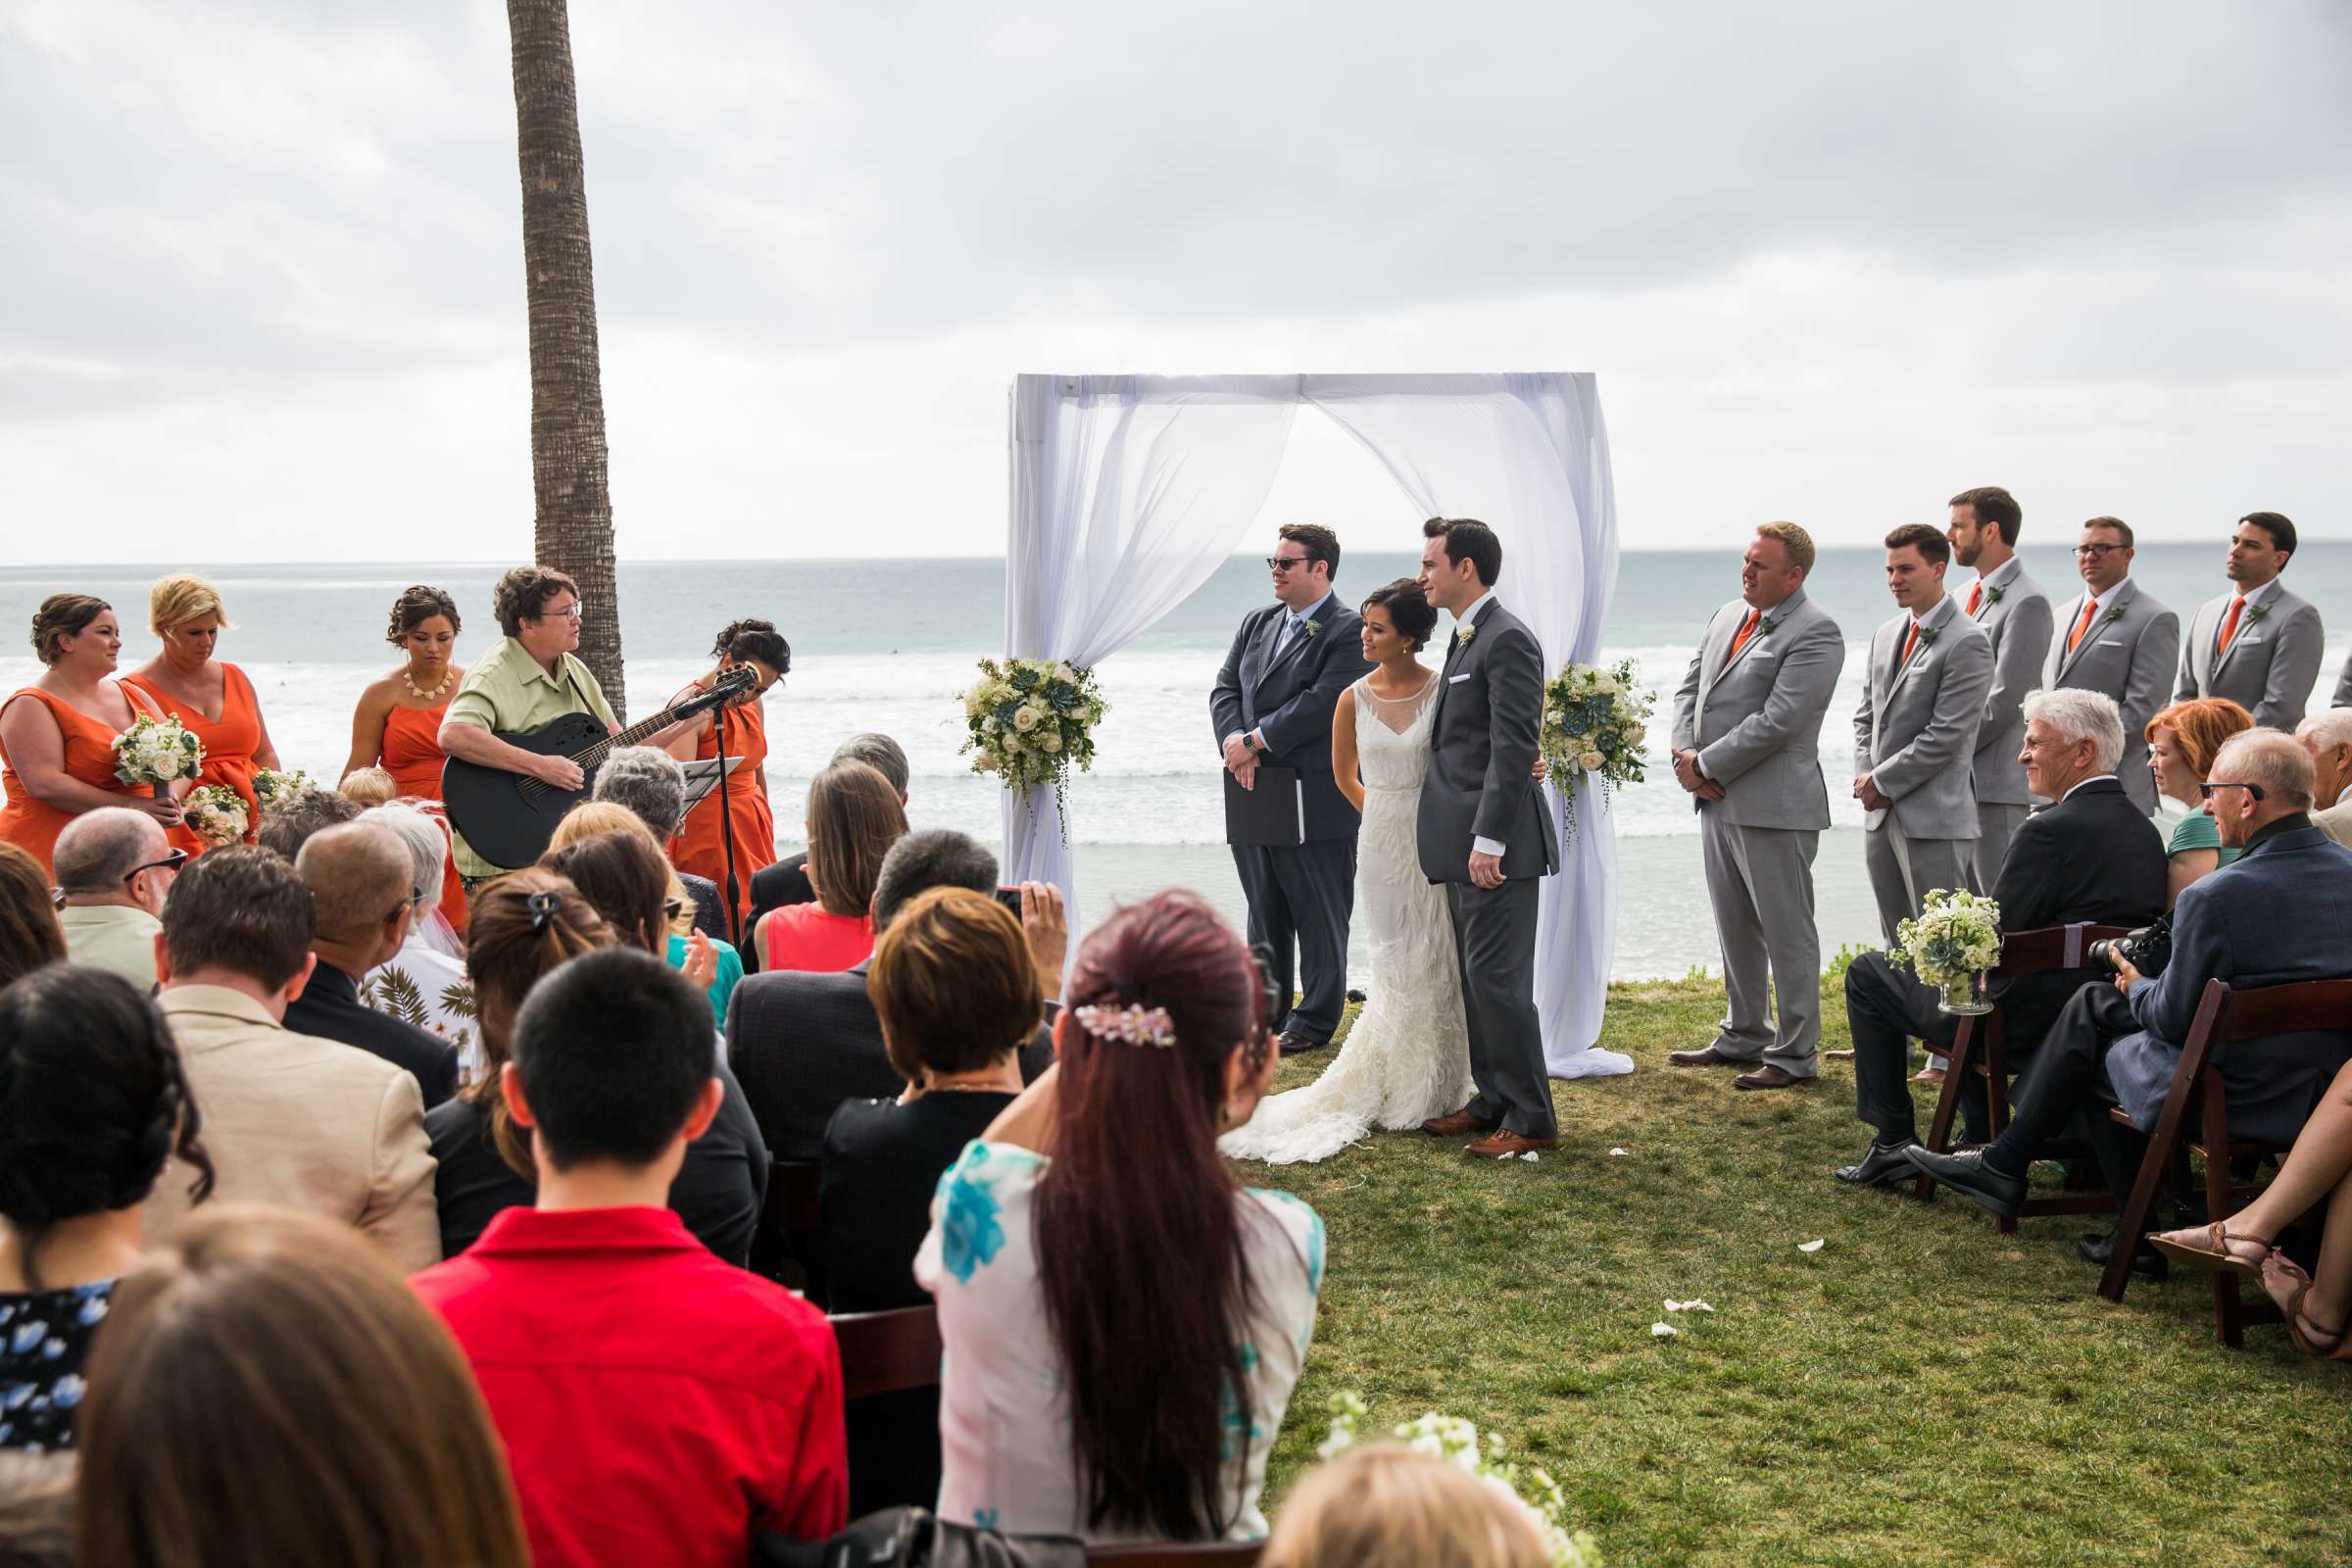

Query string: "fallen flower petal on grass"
[1664, 1298, 1715, 1313]
[1518, 1151, 1541, 1162]
[1798, 1239, 1826, 1253]
[1608, 1148, 1630, 1156]
[1650, 1321, 1680, 1338]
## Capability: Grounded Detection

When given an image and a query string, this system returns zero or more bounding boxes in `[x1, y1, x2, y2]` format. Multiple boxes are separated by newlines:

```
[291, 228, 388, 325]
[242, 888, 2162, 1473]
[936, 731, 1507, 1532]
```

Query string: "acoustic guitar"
[441, 665, 756, 870]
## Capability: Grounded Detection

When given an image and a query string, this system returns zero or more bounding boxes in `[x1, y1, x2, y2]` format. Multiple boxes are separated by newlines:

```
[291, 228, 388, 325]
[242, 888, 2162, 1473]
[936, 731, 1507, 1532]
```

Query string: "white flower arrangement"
[1539, 659, 1655, 844]
[957, 656, 1107, 834]
[181, 784, 250, 848]
[112, 714, 204, 796]
[1889, 888, 2003, 1004]
[1318, 1393, 1600, 1567]
[251, 767, 311, 808]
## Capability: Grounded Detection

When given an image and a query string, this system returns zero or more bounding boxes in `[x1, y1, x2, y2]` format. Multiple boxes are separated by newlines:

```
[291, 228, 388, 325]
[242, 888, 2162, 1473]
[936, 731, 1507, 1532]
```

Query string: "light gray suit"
[1671, 589, 1843, 1075]
[2042, 577, 2178, 814]
[1958, 561, 2053, 891]
[1853, 594, 1993, 947]
[2333, 648, 2352, 710]
[2174, 580, 2326, 730]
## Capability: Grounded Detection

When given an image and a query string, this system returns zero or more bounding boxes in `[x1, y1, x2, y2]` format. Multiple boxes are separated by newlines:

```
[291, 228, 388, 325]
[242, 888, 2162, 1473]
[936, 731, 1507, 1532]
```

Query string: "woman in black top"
[423, 866, 767, 1265]
[0, 966, 213, 1452]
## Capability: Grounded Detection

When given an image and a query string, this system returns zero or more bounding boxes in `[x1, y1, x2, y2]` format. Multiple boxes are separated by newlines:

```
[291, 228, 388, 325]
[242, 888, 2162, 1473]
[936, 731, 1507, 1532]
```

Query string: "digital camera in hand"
[2089, 914, 2173, 978]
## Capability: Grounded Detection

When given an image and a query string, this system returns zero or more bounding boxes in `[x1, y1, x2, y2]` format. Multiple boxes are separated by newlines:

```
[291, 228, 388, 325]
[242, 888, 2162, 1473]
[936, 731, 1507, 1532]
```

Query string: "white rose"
[1042, 732, 1063, 753]
[1013, 706, 1040, 732]
[1579, 750, 1604, 772]
[974, 753, 999, 772]
[1054, 662, 1077, 683]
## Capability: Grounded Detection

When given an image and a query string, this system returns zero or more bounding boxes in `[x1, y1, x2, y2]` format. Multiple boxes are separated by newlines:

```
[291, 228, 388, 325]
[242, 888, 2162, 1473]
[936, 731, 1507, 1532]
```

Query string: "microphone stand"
[713, 701, 742, 951]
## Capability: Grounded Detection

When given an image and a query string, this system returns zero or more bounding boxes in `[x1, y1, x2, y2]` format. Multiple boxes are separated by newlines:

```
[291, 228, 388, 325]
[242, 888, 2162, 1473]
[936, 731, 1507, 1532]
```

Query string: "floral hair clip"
[1074, 1003, 1178, 1049]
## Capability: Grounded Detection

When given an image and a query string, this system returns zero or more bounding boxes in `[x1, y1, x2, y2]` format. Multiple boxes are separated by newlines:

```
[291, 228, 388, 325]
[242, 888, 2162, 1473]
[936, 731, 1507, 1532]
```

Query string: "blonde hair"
[551, 799, 695, 938]
[338, 766, 398, 808]
[1754, 521, 1816, 576]
[1260, 1444, 1552, 1568]
[148, 574, 232, 636]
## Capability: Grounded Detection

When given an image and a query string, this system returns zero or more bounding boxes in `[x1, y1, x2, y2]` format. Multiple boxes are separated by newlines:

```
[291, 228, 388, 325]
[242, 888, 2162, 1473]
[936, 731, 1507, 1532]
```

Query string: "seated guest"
[548, 801, 740, 1022]
[2296, 708, 2352, 846]
[2151, 1054, 2352, 1358]
[1837, 690, 2168, 1187]
[917, 890, 1321, 1543]
[744, 731, 907, 972]
[50, 808, 177, 990]
[2143, 697, 2254, 905]
[335, 765, 399, 808]
[146, 848, 439, 1270]
[591, 745, 723, 937]
[354, 803, 474, 1054]
[1911, 730, 2352, 1277]
[414, 948, 848, 1565]
[1260, 1443, 1554, 1568]
[77, 1204, 529, 1568]
[0, 966, 215, 1452]
[0, 845, 65, 990]
[427, 868, 766, 1265]
[285, 823, 461, 1107]
[752, 760, 907, 974]
[731, 828, 1060, 1162]
[0, 1450, 74, 1566]
[254, 783, 362, 860]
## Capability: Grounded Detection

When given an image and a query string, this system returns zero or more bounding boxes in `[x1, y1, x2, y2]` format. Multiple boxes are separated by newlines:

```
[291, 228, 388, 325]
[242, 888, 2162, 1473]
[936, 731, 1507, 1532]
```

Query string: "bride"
[1222, 578, 1474, 1165]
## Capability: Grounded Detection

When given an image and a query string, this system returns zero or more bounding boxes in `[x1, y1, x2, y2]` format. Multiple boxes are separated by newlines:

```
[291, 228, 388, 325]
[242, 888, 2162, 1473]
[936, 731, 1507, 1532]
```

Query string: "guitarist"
[439, 567, 693, 891]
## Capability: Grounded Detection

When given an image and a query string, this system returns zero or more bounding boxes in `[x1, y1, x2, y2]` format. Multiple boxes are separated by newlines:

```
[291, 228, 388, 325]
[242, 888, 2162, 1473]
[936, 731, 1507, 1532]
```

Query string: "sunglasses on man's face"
[2197, 780, 2265, 803]
[1264, 556, 1314, 572]
[123, 849, 188, 886]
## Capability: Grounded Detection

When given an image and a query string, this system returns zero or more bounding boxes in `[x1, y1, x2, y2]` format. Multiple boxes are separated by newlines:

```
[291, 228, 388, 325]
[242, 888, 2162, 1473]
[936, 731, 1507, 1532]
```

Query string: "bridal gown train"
[1221, 676, 1471, 1164]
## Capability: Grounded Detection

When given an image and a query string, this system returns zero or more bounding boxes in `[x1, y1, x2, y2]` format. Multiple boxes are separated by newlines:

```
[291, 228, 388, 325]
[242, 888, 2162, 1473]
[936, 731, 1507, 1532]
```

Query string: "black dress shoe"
[2076, 1230, 2169, 1280]
[1901, 1146, 2025, 1220]
[1834, 1140, 1919, 1188]
[1276, 1030, 1330, 1057]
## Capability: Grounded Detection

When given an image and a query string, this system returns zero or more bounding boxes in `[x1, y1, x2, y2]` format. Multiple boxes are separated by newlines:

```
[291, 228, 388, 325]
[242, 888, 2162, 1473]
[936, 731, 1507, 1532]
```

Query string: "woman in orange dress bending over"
[663, 617, 790, 942]
[341, 585, 470, 937]
[1, 595, 181, 873]
[120, 575, 280, 858]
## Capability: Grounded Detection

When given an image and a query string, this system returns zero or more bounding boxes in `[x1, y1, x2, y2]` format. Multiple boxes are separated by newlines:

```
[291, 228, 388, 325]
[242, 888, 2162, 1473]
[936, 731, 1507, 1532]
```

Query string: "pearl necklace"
[401, 665, 454, 702]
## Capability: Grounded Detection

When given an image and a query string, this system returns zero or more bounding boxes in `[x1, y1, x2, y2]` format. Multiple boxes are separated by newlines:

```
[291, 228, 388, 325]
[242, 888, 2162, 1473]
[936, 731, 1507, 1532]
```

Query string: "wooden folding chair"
[750, 1156, 823, 1288]
[1089, 1545, 1263, 1566]
[2099, 976, 2352, 1345]
[1912, 923, 2132, 1233]
[831, 1304, 946, 1401]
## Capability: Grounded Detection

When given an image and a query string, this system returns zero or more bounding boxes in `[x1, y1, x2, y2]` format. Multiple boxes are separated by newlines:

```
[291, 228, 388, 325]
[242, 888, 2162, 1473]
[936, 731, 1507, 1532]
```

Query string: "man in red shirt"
[414, 946, 847, 1565]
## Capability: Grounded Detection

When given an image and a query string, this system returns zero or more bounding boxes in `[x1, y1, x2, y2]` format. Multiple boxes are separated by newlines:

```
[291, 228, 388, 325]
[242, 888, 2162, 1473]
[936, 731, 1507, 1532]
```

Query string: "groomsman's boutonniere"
[1455, 623, 1477, 646]
[2244, 601, 2271, 627]
[1983, 583, 2006, 607]
[2101, 604, 2127, 628]
[1757, 613, 1778, 637]
[1914, 625, 1939, 650]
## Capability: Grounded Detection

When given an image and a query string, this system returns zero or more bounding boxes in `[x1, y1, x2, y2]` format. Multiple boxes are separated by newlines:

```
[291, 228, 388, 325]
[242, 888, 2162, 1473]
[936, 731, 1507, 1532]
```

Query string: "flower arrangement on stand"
[112, 714, 204, 801]
[181, 785, 251, 849]
[1318, 1393, 1600, 1567]
[251, 767, 311, 808]
[957, 656, 1107, 842]
[1538, 659, 1653, 845]
[1889, 887, 2002, 1015]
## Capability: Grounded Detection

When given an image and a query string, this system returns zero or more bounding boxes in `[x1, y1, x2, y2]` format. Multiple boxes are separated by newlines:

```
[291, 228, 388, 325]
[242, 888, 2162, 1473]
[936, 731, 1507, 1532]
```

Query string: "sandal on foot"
[2269, 1269, 2347, 1358]
[2147, 1222, 2271, 1279]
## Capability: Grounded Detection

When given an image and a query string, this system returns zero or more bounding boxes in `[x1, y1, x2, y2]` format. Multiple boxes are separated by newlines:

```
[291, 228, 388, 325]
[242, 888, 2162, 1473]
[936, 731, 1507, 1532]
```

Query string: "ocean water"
[7, 543, 2346, 975]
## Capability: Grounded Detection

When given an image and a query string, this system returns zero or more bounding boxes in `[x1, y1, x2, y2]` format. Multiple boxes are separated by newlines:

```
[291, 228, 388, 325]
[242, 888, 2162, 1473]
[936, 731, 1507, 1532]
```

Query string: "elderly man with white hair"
[1912, 727, 2352, 1279]
[2295, 708, 2352, 846]
[50, 806, 181, 988]
[1836, 689, 2168, 1190]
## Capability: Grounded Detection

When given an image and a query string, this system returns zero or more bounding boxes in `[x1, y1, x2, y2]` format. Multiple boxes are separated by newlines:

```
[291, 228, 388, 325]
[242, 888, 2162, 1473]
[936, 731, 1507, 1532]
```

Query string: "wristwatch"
[1245, 733, 1266, 757]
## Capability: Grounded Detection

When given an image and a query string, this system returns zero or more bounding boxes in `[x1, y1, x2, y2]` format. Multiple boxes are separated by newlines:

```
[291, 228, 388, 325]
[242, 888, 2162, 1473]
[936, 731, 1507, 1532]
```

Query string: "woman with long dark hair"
[663, 618, 789, 935]
[915, 890, 1322, 1543]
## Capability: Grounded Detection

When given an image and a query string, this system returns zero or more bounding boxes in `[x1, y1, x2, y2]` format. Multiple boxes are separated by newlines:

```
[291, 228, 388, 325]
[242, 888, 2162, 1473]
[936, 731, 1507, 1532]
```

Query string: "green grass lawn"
[1238, 975, 2352, 1568]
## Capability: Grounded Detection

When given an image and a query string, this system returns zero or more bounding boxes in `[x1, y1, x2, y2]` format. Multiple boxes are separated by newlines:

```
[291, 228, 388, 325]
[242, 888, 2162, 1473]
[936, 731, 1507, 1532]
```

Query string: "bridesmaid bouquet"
[957, 657, 1106, 830]
[1539, 659, 1654, 843]
[1318, 1393, 1600, 1567]
[252, 767, 312, 808]
[112, 714, 205, 800]
[181, 784, 251, 848]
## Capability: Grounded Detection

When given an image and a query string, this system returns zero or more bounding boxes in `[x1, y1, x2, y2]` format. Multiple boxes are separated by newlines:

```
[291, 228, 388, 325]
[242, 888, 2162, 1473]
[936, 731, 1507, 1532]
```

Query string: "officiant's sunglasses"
[2197, 780, 2265, 802]
[1264, 555, 1315, 572]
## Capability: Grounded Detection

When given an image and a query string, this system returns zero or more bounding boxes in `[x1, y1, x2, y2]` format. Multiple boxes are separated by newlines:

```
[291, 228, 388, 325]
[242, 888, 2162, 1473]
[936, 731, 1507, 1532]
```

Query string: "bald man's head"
[54, 808, 168, 898]
[294, 822, 416, 949]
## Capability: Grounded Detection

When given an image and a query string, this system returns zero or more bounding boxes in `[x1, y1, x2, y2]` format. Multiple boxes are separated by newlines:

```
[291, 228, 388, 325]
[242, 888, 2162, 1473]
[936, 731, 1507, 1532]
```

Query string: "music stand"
[678, 755, 743, 811]
[679, 753, 747, 949]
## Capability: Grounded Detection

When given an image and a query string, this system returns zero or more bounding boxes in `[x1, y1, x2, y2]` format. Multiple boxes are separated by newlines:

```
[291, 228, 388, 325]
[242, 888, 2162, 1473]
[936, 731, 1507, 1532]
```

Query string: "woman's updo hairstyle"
[1360, 577, 1440, 653]
[385, 585, 463, 647]
[28, 594, 111, 665]
[0, 965, 214, 1288]
[712, 617, 790, 675]
[460, 868, 613, 1178]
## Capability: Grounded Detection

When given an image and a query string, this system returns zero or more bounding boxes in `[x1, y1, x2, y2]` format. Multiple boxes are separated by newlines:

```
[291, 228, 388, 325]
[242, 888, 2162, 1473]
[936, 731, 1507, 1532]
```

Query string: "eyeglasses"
[2074, 544, 2127, 560]
[663, 899, 685, 922]
[537, 602, 586, 621]
[1264, 556, 1314, 572]
[381, 885, 427, 924]
[122, 849, 188, 886]
[2197, 780, 2265, 803]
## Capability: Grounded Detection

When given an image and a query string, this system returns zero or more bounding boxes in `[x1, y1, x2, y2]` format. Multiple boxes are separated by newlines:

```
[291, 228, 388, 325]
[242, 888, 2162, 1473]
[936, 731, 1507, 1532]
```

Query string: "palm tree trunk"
[506, 0, 625, 715]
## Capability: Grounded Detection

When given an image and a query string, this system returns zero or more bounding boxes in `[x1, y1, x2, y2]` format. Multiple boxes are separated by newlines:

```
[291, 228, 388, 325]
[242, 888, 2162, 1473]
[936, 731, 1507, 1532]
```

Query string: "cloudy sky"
[5, 0, 2348, 564]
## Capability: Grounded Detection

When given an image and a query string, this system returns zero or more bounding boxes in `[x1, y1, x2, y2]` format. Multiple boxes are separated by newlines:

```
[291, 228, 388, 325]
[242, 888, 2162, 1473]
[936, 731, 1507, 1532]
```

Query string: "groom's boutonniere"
[1455, 623, 1478, 646]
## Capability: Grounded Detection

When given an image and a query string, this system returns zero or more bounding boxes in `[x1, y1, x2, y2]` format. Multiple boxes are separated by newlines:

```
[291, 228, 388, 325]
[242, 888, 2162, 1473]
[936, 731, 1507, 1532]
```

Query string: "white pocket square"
[1446, 672, 1473, 684]
[1749, 649, 1777, 659]
[2239, 633, 2264, 644]
[2096, 638, 2124, 647]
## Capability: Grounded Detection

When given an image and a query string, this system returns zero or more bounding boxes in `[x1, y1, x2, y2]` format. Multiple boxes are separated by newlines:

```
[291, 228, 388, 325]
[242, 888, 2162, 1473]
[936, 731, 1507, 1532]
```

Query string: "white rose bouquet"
[1539, 658, 1655, 844]
[112, 714, 205, 799]
[1318, 1393, 1601, 1567]
[181, 784, 250, 848]
[1890, 887, 2003, 1014]
[251, 767, 311, 808]
[957, 656, 1107, 835]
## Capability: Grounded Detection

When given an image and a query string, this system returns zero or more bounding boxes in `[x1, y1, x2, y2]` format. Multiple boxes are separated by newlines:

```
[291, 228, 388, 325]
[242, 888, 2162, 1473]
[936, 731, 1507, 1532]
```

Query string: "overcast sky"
[5, 0, 2348, 564]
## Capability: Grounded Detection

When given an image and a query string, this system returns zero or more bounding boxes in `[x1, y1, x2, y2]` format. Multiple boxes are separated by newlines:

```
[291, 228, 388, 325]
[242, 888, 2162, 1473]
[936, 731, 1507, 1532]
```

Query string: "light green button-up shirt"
[445, 636, 618, 877]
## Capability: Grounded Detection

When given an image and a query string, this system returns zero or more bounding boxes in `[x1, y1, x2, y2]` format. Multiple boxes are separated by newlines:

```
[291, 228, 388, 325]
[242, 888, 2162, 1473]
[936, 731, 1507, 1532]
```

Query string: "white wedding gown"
[1221, 675, 1471, 1164]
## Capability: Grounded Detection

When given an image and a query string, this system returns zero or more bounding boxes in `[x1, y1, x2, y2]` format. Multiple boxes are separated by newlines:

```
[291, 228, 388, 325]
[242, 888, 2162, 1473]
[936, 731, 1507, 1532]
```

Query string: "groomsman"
[1665, 523, 1845, 1090]
[1946, 486, 2052, 891]
[1854, 524, 1993, 949]
[2042, 516, 2179, 814]
[2174, 512, 2325, 729]
[1210, 524, 1375, 1054]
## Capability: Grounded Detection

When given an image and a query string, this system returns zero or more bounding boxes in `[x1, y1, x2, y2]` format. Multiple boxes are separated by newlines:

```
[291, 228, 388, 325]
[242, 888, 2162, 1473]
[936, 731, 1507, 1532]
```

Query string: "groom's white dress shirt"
[1450, 589, 1509, 860]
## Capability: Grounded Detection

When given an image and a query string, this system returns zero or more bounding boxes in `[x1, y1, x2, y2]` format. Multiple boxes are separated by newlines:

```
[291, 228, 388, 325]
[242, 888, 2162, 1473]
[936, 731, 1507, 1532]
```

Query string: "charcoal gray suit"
[1959, 559, 2053, 891]
[2041, 577, 2178, 815]
[2174, 579, 2326, 730]
[1671, 589, 1843, 1076]
[1854, 594, 1993, 947]
[1417, 595, 1558, 1139]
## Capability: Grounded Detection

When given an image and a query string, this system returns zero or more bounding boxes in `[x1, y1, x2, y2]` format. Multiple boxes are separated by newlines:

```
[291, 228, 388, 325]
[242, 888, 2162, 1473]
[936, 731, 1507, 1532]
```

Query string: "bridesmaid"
[1, 595, 180, 873]
[341, 585, 470, 938]
[662, 617, 789, 940]
[120, 575, 280, 858]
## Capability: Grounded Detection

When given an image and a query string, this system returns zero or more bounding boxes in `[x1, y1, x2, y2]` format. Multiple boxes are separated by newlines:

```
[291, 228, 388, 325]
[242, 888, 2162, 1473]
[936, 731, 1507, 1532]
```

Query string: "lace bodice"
[1352, 675, 1439, 791]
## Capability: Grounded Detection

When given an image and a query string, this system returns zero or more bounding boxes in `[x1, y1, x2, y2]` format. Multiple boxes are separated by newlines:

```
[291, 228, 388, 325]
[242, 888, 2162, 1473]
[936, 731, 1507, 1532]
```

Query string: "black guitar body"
[440, 712, 613, 871]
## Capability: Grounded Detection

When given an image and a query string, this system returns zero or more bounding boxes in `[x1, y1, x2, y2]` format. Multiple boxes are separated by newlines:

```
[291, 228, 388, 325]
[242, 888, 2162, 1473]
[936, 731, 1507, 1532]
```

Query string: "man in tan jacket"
[145, 846, 439, 1271]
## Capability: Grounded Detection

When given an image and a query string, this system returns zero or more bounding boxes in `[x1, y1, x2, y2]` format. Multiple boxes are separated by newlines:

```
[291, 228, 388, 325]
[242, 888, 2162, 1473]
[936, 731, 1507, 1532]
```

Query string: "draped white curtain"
[1003, 372, 1629, 1073]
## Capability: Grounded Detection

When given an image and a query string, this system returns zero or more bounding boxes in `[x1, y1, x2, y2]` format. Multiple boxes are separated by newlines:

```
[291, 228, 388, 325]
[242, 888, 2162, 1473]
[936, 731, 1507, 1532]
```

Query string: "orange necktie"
[1966, 581, 1984, 617]
[2216, 596, 2247, 655]
[1899, 621, 1920, 668]
[1722, 608, 1761, 669]
[2066, 597, 2098, 655]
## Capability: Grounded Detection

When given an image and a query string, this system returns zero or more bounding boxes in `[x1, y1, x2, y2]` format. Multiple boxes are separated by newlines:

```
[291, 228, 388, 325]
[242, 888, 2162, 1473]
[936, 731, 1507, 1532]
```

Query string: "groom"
[1414, 517, 1561, 1157]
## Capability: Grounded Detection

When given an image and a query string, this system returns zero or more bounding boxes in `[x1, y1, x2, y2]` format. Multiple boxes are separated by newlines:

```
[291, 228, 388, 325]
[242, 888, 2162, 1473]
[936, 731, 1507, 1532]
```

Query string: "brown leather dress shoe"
[1733, 1064, 1812, 1091]
[1666, 1045, 1749, 1068]
[1465, 1129, 1559, 1159]
[1422, 1108, 1497, 1138]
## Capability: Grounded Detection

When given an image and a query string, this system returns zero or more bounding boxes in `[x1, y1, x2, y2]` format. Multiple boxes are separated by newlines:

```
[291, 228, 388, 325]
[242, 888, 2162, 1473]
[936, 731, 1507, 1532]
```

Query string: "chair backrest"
[2209, 977, 2352, 1045]
[1992, 924, 2133, 978]
[1088, 1545, 1263, 1566]
[749, 1157, 824, 1284]
[832, 1304, 944, 1402]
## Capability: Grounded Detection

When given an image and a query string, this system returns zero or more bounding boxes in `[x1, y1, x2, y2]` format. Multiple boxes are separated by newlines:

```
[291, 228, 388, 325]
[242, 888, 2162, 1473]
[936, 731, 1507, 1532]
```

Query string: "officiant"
[1211, 525, 1375, 1055]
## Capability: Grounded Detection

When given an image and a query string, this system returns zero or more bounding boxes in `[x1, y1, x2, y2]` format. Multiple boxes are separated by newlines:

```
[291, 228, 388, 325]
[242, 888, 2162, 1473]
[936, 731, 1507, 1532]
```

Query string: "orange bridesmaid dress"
[0, 689, 149, 874]
[380, 703, 468, 935]
[121, 663, 263, 858]
[670, 694, 776, 934]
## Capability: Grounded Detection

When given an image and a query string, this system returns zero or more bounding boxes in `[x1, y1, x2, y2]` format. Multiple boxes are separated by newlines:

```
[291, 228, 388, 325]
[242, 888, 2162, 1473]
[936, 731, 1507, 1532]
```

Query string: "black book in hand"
[1225, 766, 1305, 848]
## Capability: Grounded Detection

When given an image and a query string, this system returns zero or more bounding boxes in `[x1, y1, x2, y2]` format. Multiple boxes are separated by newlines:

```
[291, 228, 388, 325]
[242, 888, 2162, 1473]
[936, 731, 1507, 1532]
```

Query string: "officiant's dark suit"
[1211, 541, 1375, 1049]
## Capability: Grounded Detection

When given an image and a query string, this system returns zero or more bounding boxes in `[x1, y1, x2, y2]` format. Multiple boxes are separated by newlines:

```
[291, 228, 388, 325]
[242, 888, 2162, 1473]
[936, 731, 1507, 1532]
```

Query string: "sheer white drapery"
[1002, 372, 1628, 1072]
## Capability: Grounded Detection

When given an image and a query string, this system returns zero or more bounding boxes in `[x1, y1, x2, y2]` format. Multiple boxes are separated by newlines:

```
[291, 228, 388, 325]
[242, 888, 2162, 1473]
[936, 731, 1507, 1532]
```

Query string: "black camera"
[2089, 914, 2173, 977]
